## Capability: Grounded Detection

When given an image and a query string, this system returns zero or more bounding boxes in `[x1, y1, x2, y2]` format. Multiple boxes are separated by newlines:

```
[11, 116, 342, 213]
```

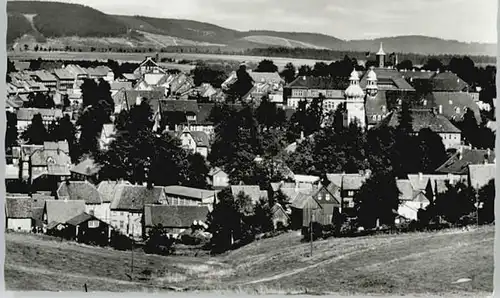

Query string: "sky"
[39, 0, 497, 43]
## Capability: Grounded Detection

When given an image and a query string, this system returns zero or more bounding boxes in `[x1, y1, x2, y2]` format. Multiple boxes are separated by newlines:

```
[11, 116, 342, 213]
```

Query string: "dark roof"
[44, 200, 86, 224]
[66, 212, 104, 226]
[401, 70, 437, 81]
[57, 181, 102, 204]
[430, 72, 469, 92]
[360, 68, 415, 91]
[160, 100, 199, 113]
[6, 197, 32, 218]
[113, 89, 165, 112]
[424, 92, 481, 123]
[70, 157, 101, 176]
[378, 109, 461, 133]
[110, 185, 165, 211]
[144, 205, 210, 228]
[436, 148, 495, 174]
[286, 76, 349, 90]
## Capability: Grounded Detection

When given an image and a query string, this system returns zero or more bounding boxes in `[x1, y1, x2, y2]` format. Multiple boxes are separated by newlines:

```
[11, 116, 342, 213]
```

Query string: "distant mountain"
[7, 1, 497, 56]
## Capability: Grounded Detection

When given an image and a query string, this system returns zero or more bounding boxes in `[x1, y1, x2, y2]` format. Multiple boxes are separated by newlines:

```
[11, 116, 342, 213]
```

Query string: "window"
[348, 191, 354, 197]
[88, 220, 99, 228]
[348, 201, 355, 208]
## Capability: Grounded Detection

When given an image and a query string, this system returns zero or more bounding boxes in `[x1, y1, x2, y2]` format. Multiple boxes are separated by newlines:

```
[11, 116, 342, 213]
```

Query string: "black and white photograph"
[3, 0, 497, 296]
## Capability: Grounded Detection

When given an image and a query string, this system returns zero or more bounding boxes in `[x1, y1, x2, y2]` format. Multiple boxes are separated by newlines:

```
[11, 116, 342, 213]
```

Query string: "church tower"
[365, 67, 378, 97]
[344, 69, 366, 129]
[376, 42, 386, 68]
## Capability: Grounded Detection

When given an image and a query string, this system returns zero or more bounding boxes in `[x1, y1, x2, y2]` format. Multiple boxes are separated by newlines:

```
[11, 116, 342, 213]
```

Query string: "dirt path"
[241, 229, 486, 285]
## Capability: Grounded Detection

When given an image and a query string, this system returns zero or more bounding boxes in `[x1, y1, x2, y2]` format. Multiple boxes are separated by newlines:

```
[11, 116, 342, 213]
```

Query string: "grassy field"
[7, 51, 330, 71]
[5, 226, 494, 296]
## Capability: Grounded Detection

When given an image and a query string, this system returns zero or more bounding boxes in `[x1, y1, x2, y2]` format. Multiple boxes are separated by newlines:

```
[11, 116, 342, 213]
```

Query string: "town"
[5, 43, 497, 293]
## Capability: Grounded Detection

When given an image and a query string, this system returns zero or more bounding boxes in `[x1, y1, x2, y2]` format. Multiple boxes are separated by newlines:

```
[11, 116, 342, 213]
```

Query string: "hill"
[5, 226, 493, 295]
[6, 1, 497, 56]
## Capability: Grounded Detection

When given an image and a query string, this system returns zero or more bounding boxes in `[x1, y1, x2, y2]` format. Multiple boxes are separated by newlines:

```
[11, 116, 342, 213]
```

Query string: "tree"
[433, 182, 475, 225]
[191, 63, 227, 88]
[478, 179, 495, 224]
[47, 114, 80, 162]
[280, 62, 296, 84]
[5, 111, 18, 154]
[254, 59, 278, 73]
[312, 62, 329, 77]
[354, 172, 400, 229]
[226, 65, 254, 102]
[396, 59, 413, 71]
[417, 128, 447, 173]
[423, 58, 444, 71]
[144, 225, 175, 255]
[297, 65, 312, 76]
[22, 114, 48, 145]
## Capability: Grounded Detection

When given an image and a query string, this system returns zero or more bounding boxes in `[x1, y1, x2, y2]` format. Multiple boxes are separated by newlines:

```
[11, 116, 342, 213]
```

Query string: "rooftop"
[377, 109, 461, 133]
[57, 181, 102, 204]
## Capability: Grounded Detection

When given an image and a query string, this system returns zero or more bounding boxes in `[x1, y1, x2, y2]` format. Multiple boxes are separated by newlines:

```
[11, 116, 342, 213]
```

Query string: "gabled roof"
[110, 185, 165, 211]
[44, 200, 86, 225]
[430, 72, 469, 92]
[113, 89, 165, 110]
[17, 108, 63, 121]
[163, 185, 219, 201]
[360, 68, 415, 91]
[122, 73, 139, 80]
[52, 69, 74, 80]
[401, 70, 437, 81]
[378, 109, 461, 133]
[6, 197, 32, 218]
[30, 149, 71, 168]
[65, 64, 88, 76]
[270, 203, 290, 220]
[425, 92, 480, 123]
[160, 100, 199, 113]
[208, 167, 227, 177]
[66, 212, 101, 226]
[44, 141, 69, 153]
[286, 76, 349, 90]
[144, 205, 210, 228]
[33, 70, 57, 82]
[469, 164, 496, 189]
[436, 148, 495, 174]
[248, 71, 283, 84]
[290, 191, 321, 209]
[396, 179, 427, 202]
[57, 181, 102, 204]
[342, 174, 367, 191]
[231, 185, 265, 204]
[313, 183, 341, 205]
[70, 157, 101, 177]
[97, 180, 132, 203]
[110, 81, 133, 90]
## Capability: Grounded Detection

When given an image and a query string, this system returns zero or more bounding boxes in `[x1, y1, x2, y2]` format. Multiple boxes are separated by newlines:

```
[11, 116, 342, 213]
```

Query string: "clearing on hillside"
[5, 226, 493, 296]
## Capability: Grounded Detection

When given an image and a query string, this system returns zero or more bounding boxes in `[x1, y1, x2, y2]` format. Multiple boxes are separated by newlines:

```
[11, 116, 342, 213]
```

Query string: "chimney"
[487, 148, 491, 157]
[418, 172, 423, 180]
[136, 96, 142, 106]
[300, 131, 305, 140]
[438, 105, 443, 114]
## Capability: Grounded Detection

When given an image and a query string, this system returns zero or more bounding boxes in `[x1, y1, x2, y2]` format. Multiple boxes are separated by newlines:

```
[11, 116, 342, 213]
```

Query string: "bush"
[110, 231, 133, 250]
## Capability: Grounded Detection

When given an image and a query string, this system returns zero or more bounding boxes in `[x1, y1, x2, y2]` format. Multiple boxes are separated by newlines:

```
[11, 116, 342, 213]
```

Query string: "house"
[208, 167, 229, 189]
[121, 73, 140, 85]
[436, 147, 495, 175]
[52, 68, 75, 91]
[172, 103, 230, 139]
[65, 212, 112, 245]
[5, 196, 34, 232]
[86, 66, 114, 82]
[230, 185, 268, 205]
[156, 100, 199, 130]
[97, 180, 132, 204]
[284, 76, 348, 109]
[163, 185, 220, 209]
[57, 181, 110, 223]
[167, 74, 195, 99]
[429, 71, 470, 92]
[43, 200, 86, 233]
[143, 205, 210, 237]
[270, 203, 290, 230]
[133, 56, 166, 77]
[16, 108, 63, 133]
[407, 173, 466, 203]
[468, 164, 496, 190]
[420, 92, 481, 124]
[178, 129, 210, 157]
[70, 157, 102, 184]
[193, 83, 222, 102]
[110, 81, 133, 96]
[99, 124, 117, 151]
[360, 68, 415, 92]
[293, 174, 321, 189]
[27, 142, 72, 191]
[326, 172, 369, 215]
[396, 179, 430, 222]
[109, 185, 166, 240]
[112, 89, 165, 115]
[31, 70, 58, 90]
[65, 64, 89, 84]
[377, 108, 462, 149]
[289, 189, 338, 234]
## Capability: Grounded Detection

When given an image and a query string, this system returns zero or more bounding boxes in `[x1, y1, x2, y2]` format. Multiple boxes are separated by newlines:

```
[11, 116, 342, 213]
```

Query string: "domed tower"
[365, 67, 378, 97]
[345, 69, 366, 129]
[376, 42, 386, 68]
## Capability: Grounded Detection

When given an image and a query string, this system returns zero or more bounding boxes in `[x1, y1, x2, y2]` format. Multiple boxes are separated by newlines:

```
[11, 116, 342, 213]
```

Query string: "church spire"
[376, 42, 386, 68]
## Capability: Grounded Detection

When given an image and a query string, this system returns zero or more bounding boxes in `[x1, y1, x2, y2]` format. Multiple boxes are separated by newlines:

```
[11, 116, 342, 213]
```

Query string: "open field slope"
[5, 226, 494, 295]
[7, 1, 496, 56]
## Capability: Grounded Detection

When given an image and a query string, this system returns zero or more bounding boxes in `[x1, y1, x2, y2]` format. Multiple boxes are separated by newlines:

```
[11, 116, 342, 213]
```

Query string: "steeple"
[366, 67, 378, 97]
[376, 42, 386, 68]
